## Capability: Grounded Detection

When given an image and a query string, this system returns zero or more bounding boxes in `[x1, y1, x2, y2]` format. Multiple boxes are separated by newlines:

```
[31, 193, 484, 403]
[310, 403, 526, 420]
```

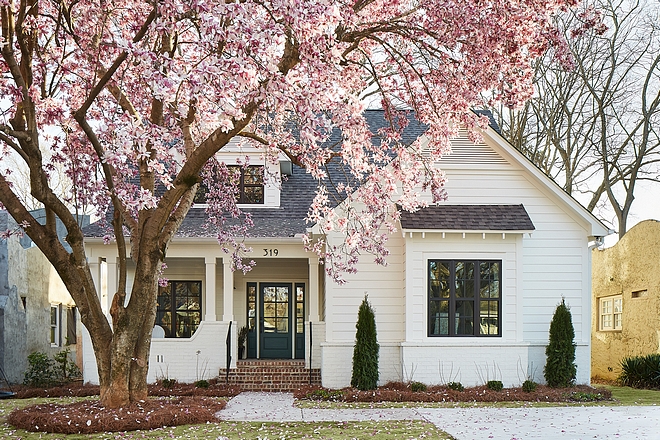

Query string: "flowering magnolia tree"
[0, 0, 577, 407]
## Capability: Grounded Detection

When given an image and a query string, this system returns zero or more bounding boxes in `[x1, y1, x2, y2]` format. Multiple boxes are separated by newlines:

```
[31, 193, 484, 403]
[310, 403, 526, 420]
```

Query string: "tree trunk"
[96, 250, 161, 408]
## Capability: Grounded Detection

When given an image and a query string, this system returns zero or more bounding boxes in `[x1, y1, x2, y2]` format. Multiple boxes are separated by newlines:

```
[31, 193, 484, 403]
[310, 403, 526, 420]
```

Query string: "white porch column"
[106, 257, 117, 316]
[222, 259, 234, 322]
[308, 257, 320, 322]
[204, 257, 217, 321]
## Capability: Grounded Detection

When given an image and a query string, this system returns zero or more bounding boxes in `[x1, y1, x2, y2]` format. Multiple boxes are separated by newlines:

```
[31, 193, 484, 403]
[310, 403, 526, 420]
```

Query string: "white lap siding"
[320, 132, 596, 388]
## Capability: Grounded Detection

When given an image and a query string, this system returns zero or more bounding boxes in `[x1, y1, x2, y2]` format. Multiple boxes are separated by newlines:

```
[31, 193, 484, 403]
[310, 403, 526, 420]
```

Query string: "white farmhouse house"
[81, 110, 609, 389]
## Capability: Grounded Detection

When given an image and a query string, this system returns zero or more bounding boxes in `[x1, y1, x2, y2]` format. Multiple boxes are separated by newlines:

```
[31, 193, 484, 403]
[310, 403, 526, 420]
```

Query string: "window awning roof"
[399, 204, 535, 232]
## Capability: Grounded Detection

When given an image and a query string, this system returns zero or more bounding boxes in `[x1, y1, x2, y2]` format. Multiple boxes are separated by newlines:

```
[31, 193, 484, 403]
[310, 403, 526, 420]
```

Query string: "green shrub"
[522, 380, 538, 393]
[568, 391, 606, 402]
[410, 381, 427, 392]
[305, 388, 344, 401]
[544, 299, 576, 387]
[194, 379, 210, 388]
[161, 378, 177, 388]
[486, 380, 503, 391]
[23, 352, 57, 387]
[53, 348, 81, 381]
[447, 382, 464, 391]
[23, 349, 80, 387]
[618, 353, 660, 389]
[351, 295, 379, 391]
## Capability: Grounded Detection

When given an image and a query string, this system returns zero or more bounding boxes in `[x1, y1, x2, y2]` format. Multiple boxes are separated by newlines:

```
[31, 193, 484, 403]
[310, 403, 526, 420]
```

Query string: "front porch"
[81, 240, 326, 385]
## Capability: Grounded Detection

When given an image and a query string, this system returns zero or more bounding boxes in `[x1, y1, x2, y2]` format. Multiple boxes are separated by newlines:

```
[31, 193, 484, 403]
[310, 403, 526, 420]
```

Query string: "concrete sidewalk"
[216, 392, 660, 439]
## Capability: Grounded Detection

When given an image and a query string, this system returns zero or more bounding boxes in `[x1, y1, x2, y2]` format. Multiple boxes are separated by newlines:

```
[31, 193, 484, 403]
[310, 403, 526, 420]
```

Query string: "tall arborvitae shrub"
[544, 299, 577, 387]
[351, 295, 379, 390]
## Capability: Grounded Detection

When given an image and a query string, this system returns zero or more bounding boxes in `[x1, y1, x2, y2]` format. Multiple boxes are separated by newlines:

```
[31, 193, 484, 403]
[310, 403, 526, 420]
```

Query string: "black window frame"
[229, 165, 264, 204]
[156, 280, 202, 338]
[194, 165, 265, 205]
[428, 259, 502, 337]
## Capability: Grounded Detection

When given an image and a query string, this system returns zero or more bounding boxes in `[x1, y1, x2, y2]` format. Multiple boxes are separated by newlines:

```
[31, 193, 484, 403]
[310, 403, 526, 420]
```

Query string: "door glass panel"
[296, 284, 305, 334]
[247, 284, 256, 330]
[264, 316, 276, 332]
[276, 287, 288, 302]
[264, 287, 275, 301]
[276, 303, 289, 317]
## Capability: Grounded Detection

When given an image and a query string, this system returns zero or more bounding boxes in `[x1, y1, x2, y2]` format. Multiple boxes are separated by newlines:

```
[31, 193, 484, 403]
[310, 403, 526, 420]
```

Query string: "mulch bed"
[4, 380, 612, 434]
[5, 380, 241, 434]
[8, 396, 226, 434]
[294, 381, 613, 404]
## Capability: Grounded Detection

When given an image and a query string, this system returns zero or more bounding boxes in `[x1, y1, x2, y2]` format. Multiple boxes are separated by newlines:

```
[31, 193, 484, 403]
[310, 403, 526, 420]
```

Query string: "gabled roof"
[84, 110, 607, 240]
[399, 204, 535, 232]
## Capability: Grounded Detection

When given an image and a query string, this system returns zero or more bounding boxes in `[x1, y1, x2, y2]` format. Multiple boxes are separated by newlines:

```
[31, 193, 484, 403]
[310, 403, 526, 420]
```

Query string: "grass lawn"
[604, 385, 660, 406]
[0, 397, 451, 439]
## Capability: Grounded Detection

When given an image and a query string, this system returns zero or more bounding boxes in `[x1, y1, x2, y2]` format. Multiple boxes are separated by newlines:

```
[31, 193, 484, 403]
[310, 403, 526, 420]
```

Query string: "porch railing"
[309, 321, 313, 384]
[225, 321, 232, 384]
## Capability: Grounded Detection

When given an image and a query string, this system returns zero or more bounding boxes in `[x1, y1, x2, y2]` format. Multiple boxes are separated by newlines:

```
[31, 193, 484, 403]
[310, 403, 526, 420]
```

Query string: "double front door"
[246, 282, 305, 359]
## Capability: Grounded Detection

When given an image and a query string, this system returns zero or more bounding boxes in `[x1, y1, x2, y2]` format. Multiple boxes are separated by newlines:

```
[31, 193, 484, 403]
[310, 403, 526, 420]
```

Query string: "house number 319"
[263, 248, 279, 256]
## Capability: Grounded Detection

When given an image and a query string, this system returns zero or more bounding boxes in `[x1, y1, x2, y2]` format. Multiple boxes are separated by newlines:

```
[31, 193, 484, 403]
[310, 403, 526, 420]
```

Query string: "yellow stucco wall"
[592, 220, 660, 381]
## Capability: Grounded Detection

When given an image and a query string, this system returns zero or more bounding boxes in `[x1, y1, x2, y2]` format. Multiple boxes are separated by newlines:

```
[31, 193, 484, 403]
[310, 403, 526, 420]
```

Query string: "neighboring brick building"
[592, 220, 660, 381]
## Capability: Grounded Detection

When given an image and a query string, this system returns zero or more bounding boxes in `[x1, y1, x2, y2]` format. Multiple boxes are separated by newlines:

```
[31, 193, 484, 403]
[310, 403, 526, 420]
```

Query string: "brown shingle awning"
[399, 204, 535, 231]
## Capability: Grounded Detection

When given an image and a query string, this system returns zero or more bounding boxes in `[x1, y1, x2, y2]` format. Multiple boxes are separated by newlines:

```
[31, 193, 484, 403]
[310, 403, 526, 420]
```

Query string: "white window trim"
[50, 304, 61, 346]
[599, 295, 622, 331]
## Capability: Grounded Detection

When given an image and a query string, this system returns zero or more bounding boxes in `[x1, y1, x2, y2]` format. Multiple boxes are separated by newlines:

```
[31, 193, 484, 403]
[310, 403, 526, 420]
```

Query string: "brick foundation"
[219, 359, 321, 391]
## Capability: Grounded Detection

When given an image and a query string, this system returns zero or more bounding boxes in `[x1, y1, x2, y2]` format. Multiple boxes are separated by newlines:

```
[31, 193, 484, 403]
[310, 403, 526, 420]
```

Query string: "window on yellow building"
[599, 295, 622, 331]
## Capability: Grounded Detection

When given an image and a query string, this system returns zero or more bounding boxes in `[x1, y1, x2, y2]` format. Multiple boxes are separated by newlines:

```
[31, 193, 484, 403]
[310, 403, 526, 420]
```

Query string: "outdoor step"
[219, 360, 321, 392]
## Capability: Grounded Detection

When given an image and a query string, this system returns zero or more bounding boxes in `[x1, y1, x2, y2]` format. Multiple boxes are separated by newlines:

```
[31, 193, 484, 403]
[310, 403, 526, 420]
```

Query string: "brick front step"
[219, 359, 321, 391]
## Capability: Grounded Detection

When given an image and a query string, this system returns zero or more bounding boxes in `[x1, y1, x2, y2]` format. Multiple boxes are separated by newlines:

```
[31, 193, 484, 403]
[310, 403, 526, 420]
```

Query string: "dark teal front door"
[259, 283, 292, 358]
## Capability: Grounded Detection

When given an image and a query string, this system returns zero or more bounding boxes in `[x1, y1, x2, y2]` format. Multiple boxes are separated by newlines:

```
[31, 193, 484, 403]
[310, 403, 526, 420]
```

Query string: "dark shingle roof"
[84, 110, 504, 239]
[399, 204, 535, 231]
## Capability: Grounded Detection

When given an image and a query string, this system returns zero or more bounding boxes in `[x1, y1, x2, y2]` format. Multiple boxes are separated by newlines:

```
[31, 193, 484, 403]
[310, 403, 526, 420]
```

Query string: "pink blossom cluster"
[0, 0, 577, 281]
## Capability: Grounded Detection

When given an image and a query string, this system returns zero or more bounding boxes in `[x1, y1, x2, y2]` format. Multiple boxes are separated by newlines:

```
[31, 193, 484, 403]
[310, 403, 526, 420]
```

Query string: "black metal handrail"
[225, 321, 232, 384]
[309, 321, 313, 384]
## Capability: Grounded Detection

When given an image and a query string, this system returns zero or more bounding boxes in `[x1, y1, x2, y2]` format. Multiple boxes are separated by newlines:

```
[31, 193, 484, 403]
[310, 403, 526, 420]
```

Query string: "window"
[194, 165, 264, 205]
[230, 165, 264, 204]
[599, 295, 622, 331]
[632, 289, 647, 299]
[50, 305, 61, 346]
[428, 260, 501, 337]
[156, 281, 202, 338]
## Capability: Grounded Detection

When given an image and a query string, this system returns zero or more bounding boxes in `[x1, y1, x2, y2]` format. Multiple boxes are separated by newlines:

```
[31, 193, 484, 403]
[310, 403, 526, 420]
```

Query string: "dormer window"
[229, 165, 264, 204]
[194, 165, 265, 205]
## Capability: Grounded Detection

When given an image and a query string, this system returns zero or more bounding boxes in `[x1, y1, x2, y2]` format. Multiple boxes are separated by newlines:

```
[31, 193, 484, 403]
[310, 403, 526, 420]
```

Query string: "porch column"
[308, 257, 320, 322]
[106, 257, 117, 317]
[204, 257, 217, 321]
[222, 259, 234, 322]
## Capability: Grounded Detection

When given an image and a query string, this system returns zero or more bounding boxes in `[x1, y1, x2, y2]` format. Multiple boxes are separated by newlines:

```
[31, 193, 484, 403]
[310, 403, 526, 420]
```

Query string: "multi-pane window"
[599, 295, 622, 331]
[428, 260, 501, 337]
[194, 165, 264, 204]
[156, 281, 202, 338]
[229, 165, 264, 204]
